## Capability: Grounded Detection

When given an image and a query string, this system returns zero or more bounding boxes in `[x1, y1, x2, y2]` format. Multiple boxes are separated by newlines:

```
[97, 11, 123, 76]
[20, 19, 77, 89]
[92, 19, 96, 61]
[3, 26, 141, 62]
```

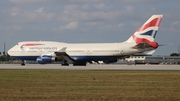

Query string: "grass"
[0, 70, 180, 101]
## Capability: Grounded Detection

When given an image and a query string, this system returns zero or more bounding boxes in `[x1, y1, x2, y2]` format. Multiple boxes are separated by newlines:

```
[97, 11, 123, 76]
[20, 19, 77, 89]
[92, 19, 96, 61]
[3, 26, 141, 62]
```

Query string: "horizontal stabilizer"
[133, 50, 155, 56]
[145, 50, 156, 55]
[132, 42, 153, 49]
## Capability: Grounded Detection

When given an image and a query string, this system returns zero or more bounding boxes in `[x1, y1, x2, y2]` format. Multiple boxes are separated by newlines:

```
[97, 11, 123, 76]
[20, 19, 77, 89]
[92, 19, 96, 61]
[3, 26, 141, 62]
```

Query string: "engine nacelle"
[36, 54, 57, 64]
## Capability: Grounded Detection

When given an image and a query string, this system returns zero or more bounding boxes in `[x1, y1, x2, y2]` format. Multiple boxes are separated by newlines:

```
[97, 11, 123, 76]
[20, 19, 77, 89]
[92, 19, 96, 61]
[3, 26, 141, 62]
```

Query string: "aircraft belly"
[70, 55, 121, 62]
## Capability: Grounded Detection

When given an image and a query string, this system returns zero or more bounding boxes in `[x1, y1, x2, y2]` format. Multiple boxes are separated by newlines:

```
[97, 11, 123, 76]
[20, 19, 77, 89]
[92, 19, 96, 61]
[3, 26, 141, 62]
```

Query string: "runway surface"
[0, 64, 180, 70]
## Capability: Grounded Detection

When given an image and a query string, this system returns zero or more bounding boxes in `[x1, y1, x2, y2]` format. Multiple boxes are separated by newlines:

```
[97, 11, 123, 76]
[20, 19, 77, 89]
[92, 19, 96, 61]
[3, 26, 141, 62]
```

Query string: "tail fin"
[126, 15, 163, 44]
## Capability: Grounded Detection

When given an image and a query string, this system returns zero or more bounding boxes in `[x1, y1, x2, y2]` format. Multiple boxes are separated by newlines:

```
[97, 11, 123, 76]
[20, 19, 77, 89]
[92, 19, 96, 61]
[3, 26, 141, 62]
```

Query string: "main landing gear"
[61, 61, 69, 66]
[21, 60, 25, 66]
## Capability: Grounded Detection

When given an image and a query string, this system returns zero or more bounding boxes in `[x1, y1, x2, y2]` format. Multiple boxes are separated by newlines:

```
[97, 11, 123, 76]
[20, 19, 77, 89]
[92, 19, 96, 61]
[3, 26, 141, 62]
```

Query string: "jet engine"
[36, 54, 57, 64]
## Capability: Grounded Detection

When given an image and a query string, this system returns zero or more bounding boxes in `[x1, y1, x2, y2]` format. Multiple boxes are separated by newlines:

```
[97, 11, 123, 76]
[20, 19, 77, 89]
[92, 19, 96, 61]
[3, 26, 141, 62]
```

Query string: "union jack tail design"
[126, 15, 163, 49]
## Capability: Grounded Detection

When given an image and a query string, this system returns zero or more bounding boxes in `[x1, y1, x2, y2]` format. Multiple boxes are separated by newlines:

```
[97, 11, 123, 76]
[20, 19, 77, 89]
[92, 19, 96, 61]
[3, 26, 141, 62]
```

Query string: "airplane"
[7, 15, 163, 66]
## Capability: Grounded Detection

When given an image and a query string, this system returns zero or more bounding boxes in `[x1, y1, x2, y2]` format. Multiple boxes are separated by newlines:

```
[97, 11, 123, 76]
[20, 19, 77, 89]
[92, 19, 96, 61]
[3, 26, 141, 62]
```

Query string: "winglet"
[59, 47, 67, 52]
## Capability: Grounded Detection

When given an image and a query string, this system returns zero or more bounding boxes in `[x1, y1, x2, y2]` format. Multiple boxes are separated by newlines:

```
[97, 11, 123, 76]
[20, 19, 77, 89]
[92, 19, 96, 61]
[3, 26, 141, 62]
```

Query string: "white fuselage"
[8, 41, 145, 62]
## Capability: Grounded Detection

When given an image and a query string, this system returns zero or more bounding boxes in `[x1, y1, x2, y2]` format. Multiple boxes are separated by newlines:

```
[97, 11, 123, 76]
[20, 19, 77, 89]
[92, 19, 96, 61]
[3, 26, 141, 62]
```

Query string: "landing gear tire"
[61, 61, 69, 66]
[61, 63, 69, 66]
[21, 60, 25, 66]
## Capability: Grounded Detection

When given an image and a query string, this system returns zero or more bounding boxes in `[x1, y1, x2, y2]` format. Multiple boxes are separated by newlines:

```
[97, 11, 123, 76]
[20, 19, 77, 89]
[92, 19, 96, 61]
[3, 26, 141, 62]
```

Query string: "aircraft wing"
[55, 47, 76, 63]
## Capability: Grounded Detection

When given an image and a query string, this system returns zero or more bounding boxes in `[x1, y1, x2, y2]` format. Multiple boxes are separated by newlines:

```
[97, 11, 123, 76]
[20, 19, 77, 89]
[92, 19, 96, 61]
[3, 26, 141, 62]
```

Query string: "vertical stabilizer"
[126, 15, 163, 45]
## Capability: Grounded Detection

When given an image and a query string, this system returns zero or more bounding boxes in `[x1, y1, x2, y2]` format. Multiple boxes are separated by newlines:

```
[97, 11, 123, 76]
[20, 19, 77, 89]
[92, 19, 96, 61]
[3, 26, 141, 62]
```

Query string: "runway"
[0, 64, 180, 70]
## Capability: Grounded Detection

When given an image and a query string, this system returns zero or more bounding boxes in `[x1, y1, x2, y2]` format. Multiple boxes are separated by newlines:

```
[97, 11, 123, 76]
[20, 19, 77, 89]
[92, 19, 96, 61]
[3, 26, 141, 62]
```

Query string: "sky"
[0, 0, 180, 55]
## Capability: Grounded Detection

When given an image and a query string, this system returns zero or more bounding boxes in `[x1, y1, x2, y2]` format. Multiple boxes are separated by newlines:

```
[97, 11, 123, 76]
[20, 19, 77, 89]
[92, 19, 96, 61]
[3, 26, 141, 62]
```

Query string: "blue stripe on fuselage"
[12, 56, 121, 62]
[13, 56, 39, 60]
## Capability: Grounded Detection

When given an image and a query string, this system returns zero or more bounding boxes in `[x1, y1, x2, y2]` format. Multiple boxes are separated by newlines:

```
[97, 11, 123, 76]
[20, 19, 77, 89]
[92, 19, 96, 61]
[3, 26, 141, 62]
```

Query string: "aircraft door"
[120, 49, 124, 55]
[86, 49, 91, 55]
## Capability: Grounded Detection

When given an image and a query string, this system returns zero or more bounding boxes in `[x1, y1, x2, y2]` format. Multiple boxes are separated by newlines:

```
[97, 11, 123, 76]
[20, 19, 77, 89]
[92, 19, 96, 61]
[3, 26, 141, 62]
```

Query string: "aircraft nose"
[7, 50, 10, 56]
[7, 48, 12, 56]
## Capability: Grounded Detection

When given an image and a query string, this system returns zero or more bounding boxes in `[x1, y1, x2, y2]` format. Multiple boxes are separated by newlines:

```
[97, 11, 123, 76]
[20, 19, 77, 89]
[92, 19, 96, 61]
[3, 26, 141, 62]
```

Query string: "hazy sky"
[0, 0, 180, 55]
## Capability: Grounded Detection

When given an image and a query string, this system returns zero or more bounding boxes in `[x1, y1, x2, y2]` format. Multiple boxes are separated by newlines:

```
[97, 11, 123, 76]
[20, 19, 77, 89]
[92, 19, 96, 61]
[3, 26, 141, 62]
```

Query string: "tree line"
[170, 53, 180, 56]
[0, 51, 11, 61]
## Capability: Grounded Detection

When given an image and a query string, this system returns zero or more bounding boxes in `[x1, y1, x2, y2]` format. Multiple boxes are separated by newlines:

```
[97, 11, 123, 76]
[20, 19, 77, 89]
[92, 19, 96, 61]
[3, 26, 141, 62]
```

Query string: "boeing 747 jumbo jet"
[8, 15, 163, 66]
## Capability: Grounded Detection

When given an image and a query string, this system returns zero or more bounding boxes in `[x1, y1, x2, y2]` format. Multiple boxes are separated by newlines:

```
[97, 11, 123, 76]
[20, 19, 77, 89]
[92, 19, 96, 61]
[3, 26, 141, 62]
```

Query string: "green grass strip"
[0, 70, 180, 101]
